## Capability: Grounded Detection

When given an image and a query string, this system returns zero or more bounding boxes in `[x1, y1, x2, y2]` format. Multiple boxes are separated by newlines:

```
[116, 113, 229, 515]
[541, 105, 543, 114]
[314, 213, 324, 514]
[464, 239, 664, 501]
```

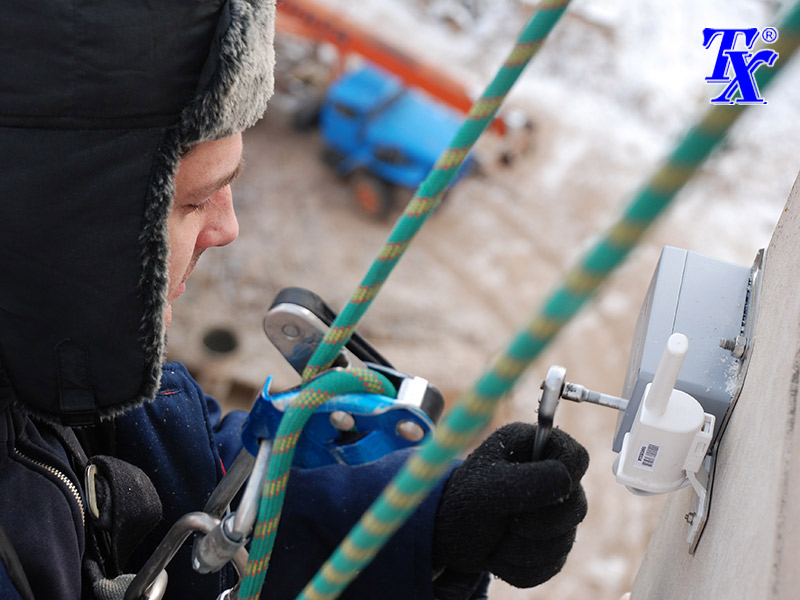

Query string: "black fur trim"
[103, 0, 276, 419]
[179, 0, 276, 146]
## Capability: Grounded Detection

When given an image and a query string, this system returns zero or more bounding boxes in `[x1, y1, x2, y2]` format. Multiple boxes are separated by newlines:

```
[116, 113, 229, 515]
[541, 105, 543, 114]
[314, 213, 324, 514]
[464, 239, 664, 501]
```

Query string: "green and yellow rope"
[299, 0, 572, 384]
[238, 368, 396, 598]
[239, 2, 800, 599]
[295, 5, 800, 600]
[238, 2, 572, 598]
[534, 2, 800, 349]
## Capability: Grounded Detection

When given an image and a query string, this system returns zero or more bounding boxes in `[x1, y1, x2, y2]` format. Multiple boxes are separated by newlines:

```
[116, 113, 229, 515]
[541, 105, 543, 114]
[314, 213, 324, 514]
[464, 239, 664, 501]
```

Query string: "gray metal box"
[613, 247, 750, 452]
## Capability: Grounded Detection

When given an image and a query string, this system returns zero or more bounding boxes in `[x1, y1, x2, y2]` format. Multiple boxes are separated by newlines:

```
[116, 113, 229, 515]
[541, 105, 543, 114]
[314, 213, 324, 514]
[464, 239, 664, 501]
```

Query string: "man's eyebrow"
[185, 157, 246, 203]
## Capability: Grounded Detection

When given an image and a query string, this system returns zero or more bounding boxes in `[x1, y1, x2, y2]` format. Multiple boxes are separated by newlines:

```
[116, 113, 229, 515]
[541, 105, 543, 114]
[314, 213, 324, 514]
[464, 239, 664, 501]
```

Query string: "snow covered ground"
[167, 1, 800, 597]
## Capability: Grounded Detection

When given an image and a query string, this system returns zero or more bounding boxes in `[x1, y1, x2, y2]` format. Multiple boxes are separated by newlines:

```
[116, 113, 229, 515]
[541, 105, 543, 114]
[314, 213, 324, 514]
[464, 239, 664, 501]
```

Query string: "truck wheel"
[352, 171, 393, 219]
[321, 146, 346, 169]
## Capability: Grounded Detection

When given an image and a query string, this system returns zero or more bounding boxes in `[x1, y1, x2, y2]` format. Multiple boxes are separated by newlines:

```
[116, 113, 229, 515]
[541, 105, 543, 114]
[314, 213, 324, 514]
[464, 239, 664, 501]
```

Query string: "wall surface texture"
[631, 173, 800, 599]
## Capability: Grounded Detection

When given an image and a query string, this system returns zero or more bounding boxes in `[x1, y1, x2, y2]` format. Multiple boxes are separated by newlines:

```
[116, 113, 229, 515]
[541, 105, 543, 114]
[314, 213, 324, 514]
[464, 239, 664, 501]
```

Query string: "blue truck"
[317, 64, 475, 218]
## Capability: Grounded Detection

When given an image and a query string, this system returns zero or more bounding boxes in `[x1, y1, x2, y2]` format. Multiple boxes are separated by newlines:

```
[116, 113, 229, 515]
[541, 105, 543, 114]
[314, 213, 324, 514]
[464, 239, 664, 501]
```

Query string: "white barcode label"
[635, 442, 660, 470]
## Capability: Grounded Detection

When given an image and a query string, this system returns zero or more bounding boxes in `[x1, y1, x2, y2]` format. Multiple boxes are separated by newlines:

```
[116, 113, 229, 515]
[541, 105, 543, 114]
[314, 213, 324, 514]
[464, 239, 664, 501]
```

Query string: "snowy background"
[167, 1, 800, 598]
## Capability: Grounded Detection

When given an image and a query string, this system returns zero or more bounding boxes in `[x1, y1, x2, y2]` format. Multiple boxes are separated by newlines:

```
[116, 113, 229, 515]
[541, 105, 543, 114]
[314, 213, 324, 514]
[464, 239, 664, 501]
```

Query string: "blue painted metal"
[241, 376, 436, 468]
[319, 64, 475, 189]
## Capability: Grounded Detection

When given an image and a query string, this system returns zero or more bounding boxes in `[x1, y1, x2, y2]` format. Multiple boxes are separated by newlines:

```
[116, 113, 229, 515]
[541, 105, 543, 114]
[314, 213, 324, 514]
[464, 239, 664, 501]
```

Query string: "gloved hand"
[433, 422, 589, 588]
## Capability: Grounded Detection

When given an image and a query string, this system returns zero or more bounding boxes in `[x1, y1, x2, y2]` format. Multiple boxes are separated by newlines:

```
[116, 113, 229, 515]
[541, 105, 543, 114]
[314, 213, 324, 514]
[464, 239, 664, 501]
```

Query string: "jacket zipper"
[13, 447, 86, 528]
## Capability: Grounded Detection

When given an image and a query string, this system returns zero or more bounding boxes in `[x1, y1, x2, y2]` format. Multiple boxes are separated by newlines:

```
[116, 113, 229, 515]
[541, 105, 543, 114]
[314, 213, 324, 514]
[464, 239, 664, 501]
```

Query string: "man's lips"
[169, 281, 187, 303]
[170, 256, 199, 303]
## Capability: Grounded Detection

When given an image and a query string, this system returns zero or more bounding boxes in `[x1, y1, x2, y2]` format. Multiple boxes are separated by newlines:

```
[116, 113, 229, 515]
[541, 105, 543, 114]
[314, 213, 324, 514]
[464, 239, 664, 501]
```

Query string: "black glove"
[433, 422, 589, 588]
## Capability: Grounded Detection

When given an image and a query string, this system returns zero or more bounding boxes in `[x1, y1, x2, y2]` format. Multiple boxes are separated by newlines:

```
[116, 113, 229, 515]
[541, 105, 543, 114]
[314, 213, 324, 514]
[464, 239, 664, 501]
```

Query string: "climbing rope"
[505, 0, 800, 364]
[237, 368, 396, 599]
[240, 2, 800, 599]
[293, 5, 800, 600]
[238, 2, 572, 598]
[298, 0, 571, 383]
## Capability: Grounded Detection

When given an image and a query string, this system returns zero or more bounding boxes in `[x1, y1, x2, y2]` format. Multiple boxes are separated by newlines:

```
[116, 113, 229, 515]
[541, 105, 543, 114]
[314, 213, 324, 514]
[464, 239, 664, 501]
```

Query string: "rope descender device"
[244, 287, 445, 468]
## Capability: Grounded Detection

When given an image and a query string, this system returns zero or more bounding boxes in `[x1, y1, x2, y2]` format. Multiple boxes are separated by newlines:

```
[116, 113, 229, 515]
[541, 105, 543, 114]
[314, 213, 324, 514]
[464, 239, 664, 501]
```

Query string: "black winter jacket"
[0, 362, 457, 599]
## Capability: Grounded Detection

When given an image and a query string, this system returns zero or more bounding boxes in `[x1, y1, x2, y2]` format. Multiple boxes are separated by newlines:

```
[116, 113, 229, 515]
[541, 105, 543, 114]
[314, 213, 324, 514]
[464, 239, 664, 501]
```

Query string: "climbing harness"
[125, 1, 800, 599]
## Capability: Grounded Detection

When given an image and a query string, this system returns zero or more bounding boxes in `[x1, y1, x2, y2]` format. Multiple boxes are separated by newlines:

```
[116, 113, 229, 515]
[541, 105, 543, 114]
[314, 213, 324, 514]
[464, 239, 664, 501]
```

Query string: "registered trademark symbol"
[762, 27, 778, 43]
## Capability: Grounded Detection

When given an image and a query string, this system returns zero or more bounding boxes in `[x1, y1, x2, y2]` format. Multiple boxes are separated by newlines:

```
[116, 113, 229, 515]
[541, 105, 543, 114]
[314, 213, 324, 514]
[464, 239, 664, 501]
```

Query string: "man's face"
[165, 133, 244, 329]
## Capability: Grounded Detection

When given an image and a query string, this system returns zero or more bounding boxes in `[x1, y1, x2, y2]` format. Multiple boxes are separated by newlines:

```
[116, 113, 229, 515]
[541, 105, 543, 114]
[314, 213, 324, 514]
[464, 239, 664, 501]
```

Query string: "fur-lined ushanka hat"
[0, 0, 276, 424]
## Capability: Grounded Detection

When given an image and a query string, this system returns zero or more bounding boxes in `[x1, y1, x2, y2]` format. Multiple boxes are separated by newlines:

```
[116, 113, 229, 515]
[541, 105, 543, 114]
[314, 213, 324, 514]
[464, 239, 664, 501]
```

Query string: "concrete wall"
[630, 174, 800, 599]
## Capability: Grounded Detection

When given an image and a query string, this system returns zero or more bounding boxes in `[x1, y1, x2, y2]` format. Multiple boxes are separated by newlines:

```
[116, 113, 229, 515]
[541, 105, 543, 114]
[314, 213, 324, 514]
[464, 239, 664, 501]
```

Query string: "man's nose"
[199, 187, 239, 249]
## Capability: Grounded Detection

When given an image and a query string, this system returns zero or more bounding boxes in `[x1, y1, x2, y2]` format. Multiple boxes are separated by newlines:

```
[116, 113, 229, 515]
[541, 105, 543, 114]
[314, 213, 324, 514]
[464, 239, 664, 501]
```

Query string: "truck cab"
[319, 64, 474, 217]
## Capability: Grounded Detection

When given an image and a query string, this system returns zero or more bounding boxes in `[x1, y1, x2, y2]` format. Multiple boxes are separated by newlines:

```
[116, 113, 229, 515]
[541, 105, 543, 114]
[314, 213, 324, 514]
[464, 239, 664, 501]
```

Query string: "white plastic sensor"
[615, 333, 715, 495]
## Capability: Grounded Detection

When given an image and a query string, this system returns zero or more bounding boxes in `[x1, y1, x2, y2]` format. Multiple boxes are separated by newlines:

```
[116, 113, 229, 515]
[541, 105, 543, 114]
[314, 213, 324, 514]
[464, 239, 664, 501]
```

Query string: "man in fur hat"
[0, 1, 588, 598]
